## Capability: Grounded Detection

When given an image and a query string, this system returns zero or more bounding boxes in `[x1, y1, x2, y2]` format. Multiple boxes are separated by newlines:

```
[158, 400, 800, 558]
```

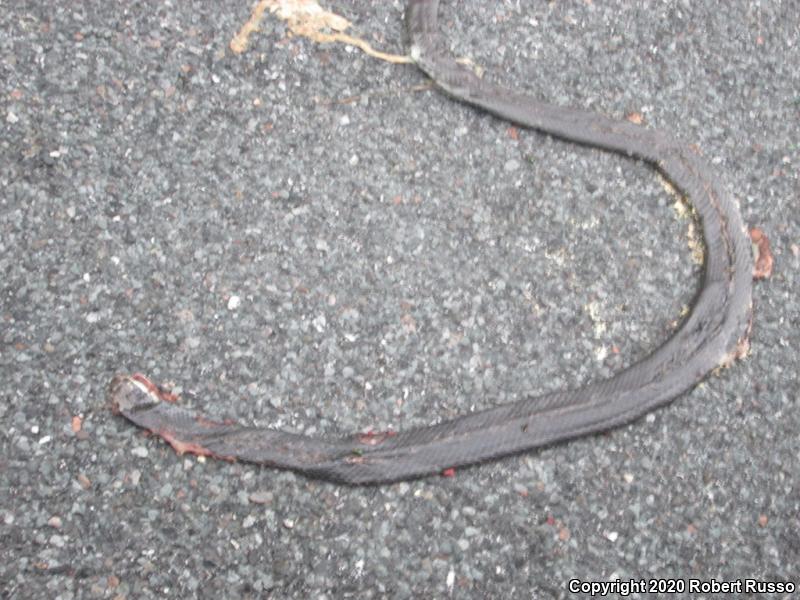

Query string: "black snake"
[109, 0, 753, 484]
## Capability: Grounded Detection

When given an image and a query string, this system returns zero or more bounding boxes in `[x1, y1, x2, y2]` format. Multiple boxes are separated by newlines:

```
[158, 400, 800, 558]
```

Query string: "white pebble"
[312, 314, 327, 332]
[130, 469, 141, 485]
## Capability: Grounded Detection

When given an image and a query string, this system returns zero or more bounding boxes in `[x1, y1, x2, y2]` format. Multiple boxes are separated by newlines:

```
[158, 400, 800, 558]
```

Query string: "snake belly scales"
[109, 0, 753, 484]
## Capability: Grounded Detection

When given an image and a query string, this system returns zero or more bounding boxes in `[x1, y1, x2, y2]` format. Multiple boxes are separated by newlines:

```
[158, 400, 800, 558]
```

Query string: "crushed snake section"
[111, 0, 753, 485]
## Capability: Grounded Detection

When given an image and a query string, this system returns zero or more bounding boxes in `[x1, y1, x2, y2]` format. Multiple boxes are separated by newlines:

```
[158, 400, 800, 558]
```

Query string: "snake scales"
[109, 0, 753, 484]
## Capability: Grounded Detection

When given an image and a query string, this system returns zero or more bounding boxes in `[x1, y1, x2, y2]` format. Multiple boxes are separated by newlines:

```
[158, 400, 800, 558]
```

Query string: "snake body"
[109, 0, 753, 484]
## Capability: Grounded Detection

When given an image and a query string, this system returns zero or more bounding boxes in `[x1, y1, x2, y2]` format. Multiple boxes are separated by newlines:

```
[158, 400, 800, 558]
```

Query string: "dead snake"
[109, 0, 753, 484]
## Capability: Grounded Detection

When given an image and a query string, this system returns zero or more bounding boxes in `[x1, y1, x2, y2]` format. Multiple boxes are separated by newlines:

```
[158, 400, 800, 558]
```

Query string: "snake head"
[108, 374, 165, 414]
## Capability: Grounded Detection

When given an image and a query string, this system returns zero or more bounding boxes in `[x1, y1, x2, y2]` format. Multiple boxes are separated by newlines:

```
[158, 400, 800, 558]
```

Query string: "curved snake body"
[109, 0, 753, 484]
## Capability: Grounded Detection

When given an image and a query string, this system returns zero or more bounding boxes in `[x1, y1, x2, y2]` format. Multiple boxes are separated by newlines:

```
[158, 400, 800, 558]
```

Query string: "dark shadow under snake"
[109, 0, 753, 484]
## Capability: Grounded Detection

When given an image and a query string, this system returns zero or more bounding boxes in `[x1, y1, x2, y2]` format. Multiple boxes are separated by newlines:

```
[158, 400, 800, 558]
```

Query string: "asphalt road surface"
[2, 1, 798, 597]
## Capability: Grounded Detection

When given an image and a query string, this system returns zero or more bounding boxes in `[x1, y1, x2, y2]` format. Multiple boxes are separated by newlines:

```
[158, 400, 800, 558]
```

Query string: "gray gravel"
[2, 1, 798, 597]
